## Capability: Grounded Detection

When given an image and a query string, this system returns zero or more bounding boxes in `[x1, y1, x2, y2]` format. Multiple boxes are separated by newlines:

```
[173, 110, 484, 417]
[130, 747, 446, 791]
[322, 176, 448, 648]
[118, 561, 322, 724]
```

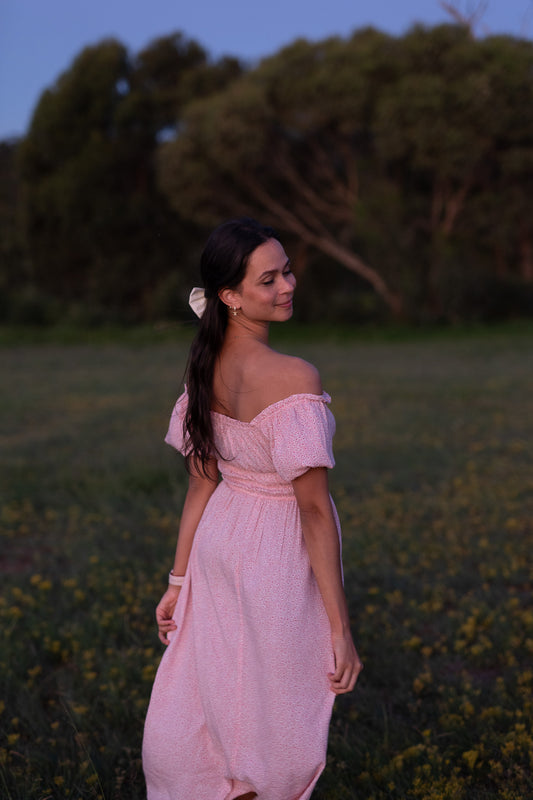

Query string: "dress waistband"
[220, 470, 295, 499]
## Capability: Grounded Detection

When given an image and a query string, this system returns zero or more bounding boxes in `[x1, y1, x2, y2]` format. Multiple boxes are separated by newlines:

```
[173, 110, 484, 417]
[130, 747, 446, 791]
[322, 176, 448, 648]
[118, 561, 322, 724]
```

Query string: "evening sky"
[1, 0, 532, 139]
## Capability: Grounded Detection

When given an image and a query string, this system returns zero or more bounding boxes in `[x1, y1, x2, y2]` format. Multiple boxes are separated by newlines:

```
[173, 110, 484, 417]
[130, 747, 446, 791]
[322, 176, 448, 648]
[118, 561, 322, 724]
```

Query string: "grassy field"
[1, 325, 532, 799]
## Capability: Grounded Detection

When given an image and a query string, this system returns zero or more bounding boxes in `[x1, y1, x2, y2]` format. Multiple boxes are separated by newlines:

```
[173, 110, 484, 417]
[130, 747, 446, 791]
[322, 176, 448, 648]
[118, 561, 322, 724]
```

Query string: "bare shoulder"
[263, 351, 322, 398]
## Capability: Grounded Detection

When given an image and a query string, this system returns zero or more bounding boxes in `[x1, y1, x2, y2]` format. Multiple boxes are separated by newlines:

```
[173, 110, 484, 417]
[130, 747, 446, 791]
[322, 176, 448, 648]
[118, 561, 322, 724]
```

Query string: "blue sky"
[1, 0, 532, 140]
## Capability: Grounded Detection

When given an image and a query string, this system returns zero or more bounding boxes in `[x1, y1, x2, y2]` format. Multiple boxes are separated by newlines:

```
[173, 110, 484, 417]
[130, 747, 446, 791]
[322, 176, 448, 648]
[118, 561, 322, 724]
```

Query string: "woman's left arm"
[156, 457, 218, 644]
[292, 466, 363, 694]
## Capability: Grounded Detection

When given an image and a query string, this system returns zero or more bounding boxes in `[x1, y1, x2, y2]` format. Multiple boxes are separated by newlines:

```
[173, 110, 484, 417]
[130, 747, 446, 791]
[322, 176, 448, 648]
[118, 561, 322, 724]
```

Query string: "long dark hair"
[184, 217, 277, 474]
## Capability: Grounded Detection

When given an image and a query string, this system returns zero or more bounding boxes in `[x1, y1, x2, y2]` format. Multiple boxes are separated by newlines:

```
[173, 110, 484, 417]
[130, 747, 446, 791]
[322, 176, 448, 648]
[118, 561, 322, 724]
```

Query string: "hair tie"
[189, 287, 207, 318]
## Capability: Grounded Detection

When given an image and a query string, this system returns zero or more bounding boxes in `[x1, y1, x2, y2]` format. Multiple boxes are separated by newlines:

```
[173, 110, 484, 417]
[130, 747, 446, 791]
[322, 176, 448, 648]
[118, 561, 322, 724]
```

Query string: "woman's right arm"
[156, 457, 218, 644]
[292, 466, 363, 694]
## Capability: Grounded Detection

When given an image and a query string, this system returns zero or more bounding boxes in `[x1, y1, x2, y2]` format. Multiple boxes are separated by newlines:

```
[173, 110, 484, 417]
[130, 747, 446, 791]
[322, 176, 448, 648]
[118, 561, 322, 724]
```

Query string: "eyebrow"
[258, 258, 291, 281]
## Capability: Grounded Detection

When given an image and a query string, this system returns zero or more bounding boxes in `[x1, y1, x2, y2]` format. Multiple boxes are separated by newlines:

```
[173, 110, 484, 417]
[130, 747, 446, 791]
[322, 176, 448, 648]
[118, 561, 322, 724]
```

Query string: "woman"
[143, 218, 363, 800]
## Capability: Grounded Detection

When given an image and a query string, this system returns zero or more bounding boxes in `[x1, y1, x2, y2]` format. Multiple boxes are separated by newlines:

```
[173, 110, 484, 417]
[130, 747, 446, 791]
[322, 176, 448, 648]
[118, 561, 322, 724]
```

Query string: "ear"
[218, 287, 241, 309]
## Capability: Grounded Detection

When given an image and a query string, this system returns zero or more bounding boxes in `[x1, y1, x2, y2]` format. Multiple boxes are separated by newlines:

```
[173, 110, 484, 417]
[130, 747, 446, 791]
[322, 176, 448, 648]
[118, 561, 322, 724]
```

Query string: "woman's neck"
[224, 316, 270, 345]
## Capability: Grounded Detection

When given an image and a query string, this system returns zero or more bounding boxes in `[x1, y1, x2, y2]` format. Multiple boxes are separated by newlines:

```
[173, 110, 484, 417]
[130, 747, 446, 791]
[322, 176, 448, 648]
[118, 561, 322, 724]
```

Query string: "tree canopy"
[3, 24, 533, 324]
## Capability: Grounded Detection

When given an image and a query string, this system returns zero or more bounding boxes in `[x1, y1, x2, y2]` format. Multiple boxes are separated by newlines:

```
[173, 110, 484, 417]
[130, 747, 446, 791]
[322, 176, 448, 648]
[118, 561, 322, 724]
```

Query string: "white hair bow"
[189, 287, 207, 318]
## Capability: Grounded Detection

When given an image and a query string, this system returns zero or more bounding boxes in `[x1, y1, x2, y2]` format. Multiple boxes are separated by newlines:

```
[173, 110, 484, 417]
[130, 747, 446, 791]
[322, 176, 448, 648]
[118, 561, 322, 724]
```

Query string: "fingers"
[156, 608, 176, 625]
[157, 619, 177, 645]
[158, 629, 175, 645]
[329, 658, 363, 694]
[329, 636, 364, 694]
[157, 619, 177, 633]
[155, 591, 179, 645]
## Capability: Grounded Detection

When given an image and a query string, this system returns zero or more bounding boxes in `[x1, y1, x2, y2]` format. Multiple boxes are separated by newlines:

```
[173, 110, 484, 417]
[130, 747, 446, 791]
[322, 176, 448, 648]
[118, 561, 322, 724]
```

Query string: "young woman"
[142, 218, 363, 800]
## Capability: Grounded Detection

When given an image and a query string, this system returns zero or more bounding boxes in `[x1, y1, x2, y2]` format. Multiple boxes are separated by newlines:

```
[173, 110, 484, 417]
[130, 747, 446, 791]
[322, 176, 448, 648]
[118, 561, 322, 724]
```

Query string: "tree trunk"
[304, 231, 404, 316]
[243, 178, 404, 317]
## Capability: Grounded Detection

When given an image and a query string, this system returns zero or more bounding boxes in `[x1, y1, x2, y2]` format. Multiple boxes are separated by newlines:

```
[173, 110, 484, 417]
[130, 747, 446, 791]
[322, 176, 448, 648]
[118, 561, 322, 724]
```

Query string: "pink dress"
[143, 391, 342, 800]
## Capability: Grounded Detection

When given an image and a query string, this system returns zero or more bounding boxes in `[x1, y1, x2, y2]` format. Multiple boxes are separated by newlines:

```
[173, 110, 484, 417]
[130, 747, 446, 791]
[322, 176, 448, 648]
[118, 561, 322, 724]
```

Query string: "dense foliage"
[2, 24, 533, 323]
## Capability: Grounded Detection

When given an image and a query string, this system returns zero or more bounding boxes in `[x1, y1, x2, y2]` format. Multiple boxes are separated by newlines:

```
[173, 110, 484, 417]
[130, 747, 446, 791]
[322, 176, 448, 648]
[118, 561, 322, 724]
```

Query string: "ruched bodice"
[165, 390, 335, 479]
[217, 461, 296, 498]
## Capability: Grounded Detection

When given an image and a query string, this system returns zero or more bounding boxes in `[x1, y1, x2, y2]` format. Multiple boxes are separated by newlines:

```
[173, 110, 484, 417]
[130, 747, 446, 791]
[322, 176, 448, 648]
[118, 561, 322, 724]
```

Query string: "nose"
[282, 271, 296, 291]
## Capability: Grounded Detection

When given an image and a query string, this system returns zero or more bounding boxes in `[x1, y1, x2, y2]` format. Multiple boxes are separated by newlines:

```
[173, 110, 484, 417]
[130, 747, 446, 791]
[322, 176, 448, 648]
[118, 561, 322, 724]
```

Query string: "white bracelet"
[168, 571, 185, 587]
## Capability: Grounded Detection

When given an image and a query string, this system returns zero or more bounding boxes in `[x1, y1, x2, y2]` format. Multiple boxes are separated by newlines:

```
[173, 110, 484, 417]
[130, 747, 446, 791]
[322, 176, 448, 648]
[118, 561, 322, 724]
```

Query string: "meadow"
[1, 324, 532, 800]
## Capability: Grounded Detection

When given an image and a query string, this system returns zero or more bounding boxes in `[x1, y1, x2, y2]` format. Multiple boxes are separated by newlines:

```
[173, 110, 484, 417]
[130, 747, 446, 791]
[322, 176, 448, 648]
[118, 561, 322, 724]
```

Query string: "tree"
[472, 36, 533, 283]
[18, 34, 243, 319]
[376, 26, 533, 317]
[158, 30, 405, 316]
[439, 1, 489, 36]
[0, 140, 30, 318]
[158, 24, 533, 321]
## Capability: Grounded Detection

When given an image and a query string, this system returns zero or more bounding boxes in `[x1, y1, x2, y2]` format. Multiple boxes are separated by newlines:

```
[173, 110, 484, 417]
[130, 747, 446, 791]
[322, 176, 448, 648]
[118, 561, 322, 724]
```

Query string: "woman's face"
[230, 238, 296, 322]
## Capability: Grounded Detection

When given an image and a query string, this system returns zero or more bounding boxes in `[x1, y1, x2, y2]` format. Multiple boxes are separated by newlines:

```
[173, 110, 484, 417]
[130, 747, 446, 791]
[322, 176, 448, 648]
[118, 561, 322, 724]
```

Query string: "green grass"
[1, 327, 532, 799]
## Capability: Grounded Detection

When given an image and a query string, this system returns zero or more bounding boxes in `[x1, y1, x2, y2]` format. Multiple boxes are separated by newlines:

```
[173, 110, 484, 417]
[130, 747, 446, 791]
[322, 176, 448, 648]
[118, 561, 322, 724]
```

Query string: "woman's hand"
[329, 631, 363, 694]
[156, 586, 180, 645]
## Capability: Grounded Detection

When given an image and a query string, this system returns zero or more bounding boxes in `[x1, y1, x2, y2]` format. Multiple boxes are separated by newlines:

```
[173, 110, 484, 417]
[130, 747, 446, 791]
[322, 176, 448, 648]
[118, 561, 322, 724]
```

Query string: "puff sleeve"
[164, 389, 189, 455]
[261, 393, 336, 482]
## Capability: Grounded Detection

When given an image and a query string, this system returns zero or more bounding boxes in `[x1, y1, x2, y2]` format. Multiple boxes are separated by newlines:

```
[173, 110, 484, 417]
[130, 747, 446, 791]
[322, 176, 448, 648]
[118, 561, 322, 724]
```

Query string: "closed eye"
[263, 269, 291, 285]
[259, 259, 292, 285]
